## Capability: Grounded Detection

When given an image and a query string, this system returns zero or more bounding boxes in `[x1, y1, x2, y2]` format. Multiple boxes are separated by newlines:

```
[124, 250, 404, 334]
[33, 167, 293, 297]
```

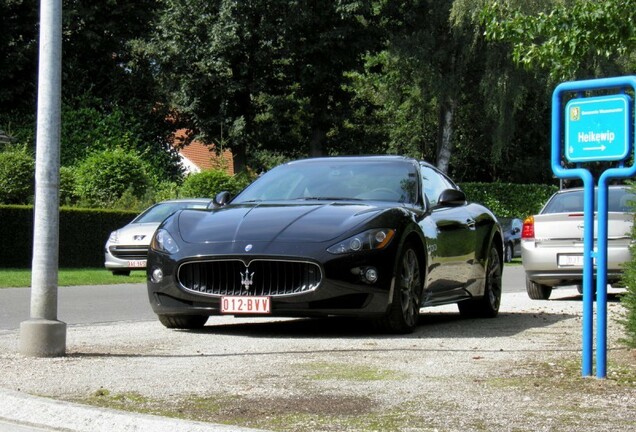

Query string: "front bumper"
[146, 248, 397, 319]
[104, 243, 149, 270]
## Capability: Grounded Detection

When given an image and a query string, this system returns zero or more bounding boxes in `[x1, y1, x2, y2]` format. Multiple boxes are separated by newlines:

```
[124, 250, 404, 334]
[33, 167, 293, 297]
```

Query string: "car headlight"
[150, 229, 180, 254]
[108, 231, 119, 244]
[327, 229, 396, 255]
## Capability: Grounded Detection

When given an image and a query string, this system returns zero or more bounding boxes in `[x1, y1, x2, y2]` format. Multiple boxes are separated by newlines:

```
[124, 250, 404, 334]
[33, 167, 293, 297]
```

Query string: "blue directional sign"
[565, 94, 630, 163]
[552, 75, 636, 380]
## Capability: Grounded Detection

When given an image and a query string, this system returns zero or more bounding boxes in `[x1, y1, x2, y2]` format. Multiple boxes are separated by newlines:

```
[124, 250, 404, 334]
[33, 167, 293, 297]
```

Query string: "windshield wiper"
[299, 197, 362, 201]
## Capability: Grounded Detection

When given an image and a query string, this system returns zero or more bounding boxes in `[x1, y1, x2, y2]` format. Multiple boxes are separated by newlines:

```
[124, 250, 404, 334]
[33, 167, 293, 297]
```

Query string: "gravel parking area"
[0, 289, 635, 431]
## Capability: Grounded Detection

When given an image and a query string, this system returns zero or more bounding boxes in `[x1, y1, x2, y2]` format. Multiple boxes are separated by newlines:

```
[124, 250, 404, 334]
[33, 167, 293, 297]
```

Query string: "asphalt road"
[0, 265, 527, 332]
[0, 283, 156, 332]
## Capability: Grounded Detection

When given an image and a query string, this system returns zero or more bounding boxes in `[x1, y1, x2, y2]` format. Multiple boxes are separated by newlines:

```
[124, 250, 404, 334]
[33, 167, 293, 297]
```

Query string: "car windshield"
[133, 201, 209, 223]
[234, 159, 419, 204]
[542, 188, 635, 214]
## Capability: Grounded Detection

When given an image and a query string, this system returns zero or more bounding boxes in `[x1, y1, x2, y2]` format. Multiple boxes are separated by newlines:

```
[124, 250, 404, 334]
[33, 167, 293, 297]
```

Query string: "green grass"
[0, 257, 521, 288]
[0, 268, 146, 288]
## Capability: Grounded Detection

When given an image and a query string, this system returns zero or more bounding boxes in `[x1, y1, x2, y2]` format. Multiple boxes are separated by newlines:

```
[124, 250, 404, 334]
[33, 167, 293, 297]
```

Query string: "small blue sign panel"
[565, 94, 630, 162]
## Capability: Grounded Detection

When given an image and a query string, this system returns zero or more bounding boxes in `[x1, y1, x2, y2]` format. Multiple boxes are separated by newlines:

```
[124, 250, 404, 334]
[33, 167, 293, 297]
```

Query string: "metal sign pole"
[552, 75, 636, 378]
[551, 87, 595, 376]
[19, 0, 66, 357]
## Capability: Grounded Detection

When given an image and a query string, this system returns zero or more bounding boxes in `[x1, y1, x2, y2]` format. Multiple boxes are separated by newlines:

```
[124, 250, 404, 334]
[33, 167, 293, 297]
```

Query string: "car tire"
[377, 243, 423, 334]
[526, 277, 552, 300]
[576, 283, 597, 298]
[458, 244, 502, 318]
[504, 243, 513, 263]
[112, 270, 131, 276]
[157, 314, 208, 329]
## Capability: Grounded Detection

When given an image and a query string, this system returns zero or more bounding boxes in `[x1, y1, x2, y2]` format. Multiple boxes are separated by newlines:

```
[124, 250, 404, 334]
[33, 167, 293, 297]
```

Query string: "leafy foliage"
[74, 148, 154, 207]
[460, 182, 558, 218]
[622, 239, 636, 347]
[620, 183, 636, 347]
[142, 0, 378, 170]
[60, 98, 183, 181]
[179, 170, 246, 198]
[0, 0, 38, 112]
[481, 0, 636, 81]
[0, 145, 35, 204]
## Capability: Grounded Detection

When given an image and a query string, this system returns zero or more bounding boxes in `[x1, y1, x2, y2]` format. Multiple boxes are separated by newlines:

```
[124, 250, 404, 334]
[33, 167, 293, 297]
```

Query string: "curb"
[0, 388, 267, 432]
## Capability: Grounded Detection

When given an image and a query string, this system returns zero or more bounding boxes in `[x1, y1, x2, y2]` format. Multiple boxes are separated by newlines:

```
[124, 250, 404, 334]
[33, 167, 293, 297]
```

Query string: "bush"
[59, 166, 79, 206]
[621, 183, 636, 347]
[74, 148, 154, 207]
[0, 145, 35, 204]
[622, 242, 636, 347]
[180, 169, 244, 198]
[460, 182, 558, 218]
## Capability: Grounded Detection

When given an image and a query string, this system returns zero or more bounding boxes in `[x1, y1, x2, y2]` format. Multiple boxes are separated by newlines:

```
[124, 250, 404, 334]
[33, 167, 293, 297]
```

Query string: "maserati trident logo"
[240, 269, 255, 290]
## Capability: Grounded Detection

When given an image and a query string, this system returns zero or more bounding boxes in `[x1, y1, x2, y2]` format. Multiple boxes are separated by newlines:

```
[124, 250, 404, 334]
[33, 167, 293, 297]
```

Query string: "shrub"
[460, 182, 558, 218]
[180, 169, 243, 198]
[0, 145, 35, 204]
[74, 148, 154, 207]
[59, 166, 79, 206]
[620, 182, 636, 347]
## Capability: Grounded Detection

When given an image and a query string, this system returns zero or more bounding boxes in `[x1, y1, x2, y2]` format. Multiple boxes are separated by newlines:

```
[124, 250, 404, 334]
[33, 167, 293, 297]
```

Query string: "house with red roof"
[173, 129, 234, 176]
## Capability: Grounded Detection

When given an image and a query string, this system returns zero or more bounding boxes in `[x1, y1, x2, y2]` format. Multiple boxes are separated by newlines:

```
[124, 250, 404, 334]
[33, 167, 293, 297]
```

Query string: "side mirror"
[437, 189, 466, 207]
[213, 191, 231, 207]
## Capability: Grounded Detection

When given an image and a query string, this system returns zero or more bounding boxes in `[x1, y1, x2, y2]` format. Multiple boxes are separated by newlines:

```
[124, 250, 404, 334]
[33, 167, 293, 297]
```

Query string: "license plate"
[221, 296, 271, 314]
[128, 259, 147, 268]
[557, 254, 584, 267]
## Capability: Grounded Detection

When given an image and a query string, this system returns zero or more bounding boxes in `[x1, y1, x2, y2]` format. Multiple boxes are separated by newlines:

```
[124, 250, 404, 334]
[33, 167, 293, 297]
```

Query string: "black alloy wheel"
[378, 243, 423, 334]
[458, 244, 502, 318]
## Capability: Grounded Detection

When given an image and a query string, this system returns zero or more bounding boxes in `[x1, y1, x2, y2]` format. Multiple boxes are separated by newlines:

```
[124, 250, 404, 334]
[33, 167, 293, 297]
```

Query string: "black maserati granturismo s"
[146, 156, 503, 333]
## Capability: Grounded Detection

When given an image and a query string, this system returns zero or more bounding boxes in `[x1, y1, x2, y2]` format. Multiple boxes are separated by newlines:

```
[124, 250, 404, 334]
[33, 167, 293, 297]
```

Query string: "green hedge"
[0, 205, 137, 268]
[460, 182, 559, 219]
[1, 182, 557, 268]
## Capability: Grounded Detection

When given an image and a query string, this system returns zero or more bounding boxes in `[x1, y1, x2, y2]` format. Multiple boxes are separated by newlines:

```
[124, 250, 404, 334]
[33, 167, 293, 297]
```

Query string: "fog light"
[151, 268, 163, 283]
[364, 267, 378, 283]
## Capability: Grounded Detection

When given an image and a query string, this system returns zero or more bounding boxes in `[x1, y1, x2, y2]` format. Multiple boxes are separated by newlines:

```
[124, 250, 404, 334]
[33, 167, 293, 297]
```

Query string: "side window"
[420, 165, 453, 206]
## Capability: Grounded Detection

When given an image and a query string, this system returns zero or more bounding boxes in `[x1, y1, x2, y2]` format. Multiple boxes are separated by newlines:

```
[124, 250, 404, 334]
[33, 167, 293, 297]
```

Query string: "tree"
[60, 98, 183, 180]
[376, 0, 485, 174]
[0, 0, 38, 113]
[481, 0, 636, 81]
[143, 0, 377, 171]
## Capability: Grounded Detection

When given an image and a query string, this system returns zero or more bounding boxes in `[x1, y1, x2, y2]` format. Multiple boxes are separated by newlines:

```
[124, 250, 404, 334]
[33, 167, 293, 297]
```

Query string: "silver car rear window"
[542, 188, 635, 214]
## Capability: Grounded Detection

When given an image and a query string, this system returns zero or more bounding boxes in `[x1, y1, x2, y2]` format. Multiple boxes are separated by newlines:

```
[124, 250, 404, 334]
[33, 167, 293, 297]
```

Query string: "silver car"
[105, 198, 213, 275]
[521, 185, 634, 299]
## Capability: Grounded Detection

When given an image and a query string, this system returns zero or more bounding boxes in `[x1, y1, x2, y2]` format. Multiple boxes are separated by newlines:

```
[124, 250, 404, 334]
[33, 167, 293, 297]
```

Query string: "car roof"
[283, 156, 442, 171]
[286, 155, 417, 164]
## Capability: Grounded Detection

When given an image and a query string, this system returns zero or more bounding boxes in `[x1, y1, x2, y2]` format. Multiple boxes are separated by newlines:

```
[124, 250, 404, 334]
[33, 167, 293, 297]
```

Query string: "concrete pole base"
[19, 319, 66, 357]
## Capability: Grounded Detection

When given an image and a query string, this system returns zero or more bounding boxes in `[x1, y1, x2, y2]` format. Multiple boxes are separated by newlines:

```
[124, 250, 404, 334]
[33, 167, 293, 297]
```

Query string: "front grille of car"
[178, 259, 322, 297]
[109, 246, 148, 260]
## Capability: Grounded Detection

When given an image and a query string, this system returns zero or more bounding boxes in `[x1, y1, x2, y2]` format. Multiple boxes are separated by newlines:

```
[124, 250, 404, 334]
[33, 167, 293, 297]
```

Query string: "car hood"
[177, 202, 382, 244]
[113, 222, 161, 245]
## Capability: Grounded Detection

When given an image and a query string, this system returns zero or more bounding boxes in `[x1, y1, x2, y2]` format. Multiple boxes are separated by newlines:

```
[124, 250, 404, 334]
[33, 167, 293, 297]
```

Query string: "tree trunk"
[309, 126, 325, 157]
[232, 145, 247, 174]
[436, 98, 457, 174]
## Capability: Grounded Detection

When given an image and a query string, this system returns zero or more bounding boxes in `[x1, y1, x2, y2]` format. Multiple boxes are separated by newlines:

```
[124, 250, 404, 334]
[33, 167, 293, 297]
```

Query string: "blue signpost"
[551, 76, 636, 378]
